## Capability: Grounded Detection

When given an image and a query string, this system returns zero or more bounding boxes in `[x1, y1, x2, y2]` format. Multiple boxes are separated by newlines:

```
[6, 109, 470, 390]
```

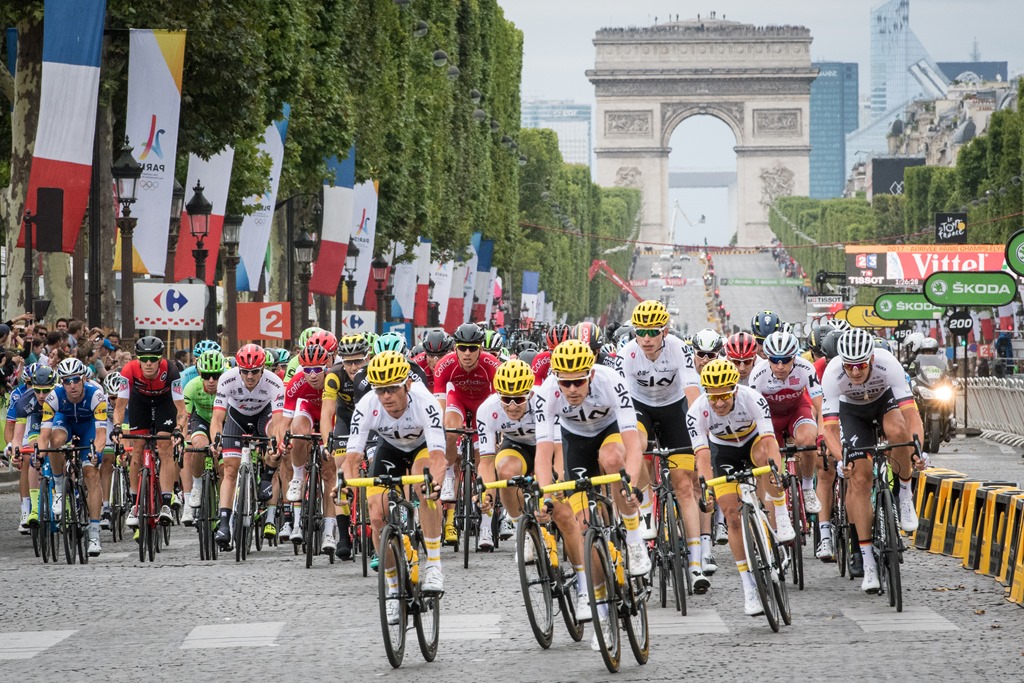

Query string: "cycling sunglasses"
[635, 328, 662, 338]
[499, 395, 529, 406]
[239, 368, 263, 376]
[34, 387, 54, 395]
[768, 355, 794, 365]
[843, 361, 870, 372]
[303, 366, 328, 375]
[139, 355, 161, 363]
[707, 390, 736, 402]
[200, 373, 222, 381]
[456, 344, 480, 353]
[374, 384, 405, 395]
[694, 351, 719, 360]
[61, 376, 83, 385]
[341, 357, 366, 366]
[557, 378, 589, 389]
[729, 357, 755, 366]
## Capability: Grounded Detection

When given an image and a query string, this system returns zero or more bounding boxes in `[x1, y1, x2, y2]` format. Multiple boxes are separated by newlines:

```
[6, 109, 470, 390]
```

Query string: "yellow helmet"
[550, 339, 595, 375]
[366, 350, 410, 386]
[493, 359, 534, 396]
[632, 300, 669, 328]
[700, 358, 740, 390]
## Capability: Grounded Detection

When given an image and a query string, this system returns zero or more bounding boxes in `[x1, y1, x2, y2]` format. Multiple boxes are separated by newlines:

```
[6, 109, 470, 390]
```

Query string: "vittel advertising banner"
[844, 244, 1007, 287]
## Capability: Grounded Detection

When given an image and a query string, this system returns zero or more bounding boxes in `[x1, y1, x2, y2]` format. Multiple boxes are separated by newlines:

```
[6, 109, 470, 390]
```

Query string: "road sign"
[807, 295, 844, 309]
[237, 302, 291, 340]
[846, 305, 889, 329]
[923, 271, 1017, 307]
[1006, 229, 1024, 276]
[134, 283, 207, 330]
[947, 310, 974, 337]
[342, 310, 376, 336]
[892, 322, 914, 343]
[873, 293, 944, 321]
[385, 322, 412, 346]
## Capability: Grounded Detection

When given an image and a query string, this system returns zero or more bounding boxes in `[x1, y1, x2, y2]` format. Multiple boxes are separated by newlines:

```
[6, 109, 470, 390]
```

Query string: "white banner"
[237, 111, 289, 292]
[175, 149, 235, 283]
[391, 242, 418, 320]
[536, 290, 546, 324]
[340, 310, 376, 336]
[134, 282, 207, 330]
[451, 263, 468, 325]
[351, 181, 379, 305]
[124, 29, 186, 276]
[430, 260, 454, 324]
[484, 266, 498, 322]
[462, 246, 478, 323]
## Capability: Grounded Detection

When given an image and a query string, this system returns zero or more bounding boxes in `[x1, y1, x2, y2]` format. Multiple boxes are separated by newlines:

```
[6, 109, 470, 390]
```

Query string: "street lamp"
[22, 210, 36, 319]
[336, 239, 360, 336]
[111, 137, 143, 339]
[164, 178, 186, 282]
[371, 255, 389, 334]
[185, 181, 215, 340]
[294, 228, 317, 331]
[222, 214, 243, 351]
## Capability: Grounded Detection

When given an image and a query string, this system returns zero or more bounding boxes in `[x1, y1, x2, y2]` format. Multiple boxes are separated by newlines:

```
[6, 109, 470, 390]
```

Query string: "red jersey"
[118, 359, 184, 405]
[813, 356, 828, 382]
[412, 351, 431, 376]
[531, 351, 552, 386]
[433, 351, 501, 401]
[283, 372, 323, 420]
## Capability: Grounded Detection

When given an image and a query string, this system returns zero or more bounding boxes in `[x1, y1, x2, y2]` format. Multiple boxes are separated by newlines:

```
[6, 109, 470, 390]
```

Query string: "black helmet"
[517, 349, 539, 367]
[514, 339, 539, 354]
[750, 311, 781, 341]
[135, 335, 165, 355]
[452, 322, 485, 345]
[821, 329, 844, 361]
[807, 323, 835, 356]
[423, 330, 454, 355]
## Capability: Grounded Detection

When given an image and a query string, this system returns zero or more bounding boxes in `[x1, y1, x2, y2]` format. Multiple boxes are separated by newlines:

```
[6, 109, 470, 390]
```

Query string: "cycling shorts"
[770, 401, 816, 445]
[127, 398, 177, 434]
[635, 397, 693, 453]
[444, 391, 486, 431]
[50, 413, 97, 449]
[291, 398, 321, 432]
[495, 438, 536, 476]
[560, 422, 622, 481]
[838, 388, 900, 461]
[221, 405, 273, 455]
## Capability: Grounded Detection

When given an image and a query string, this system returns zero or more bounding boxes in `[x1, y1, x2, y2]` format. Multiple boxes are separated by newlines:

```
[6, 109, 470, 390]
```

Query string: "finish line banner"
[845, 244, 1007, 287]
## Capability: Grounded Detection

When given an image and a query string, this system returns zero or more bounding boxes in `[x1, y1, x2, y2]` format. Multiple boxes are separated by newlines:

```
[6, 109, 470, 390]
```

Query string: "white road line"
[180, 622, 285, 649]
[442, 614, 502, 640]
[843, 606, 958, 632]
[0, 630, 77, 660]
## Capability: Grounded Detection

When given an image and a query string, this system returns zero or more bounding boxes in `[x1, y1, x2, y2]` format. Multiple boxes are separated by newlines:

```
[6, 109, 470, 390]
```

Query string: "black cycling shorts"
[560, 422, 622, 481]
[711, 440, 756, 478]
[187, 413, 211, 438]
[838, 388, 899, 460]
[370, 439, 428, 478]
[127, 397, 178, 434]
[635, 397, 693, 452]
[495, 438, 536, 475]
[221, 406, 273, 454]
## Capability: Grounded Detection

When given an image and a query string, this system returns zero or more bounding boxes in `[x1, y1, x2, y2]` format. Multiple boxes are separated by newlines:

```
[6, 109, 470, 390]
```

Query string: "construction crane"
[588, 259, 643, 302]
[671, 200, 705, 243]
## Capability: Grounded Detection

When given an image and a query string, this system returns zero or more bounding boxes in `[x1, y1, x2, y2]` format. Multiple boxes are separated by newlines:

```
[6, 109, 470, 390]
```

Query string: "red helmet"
[298, 343, 332, 367]
[236, 344, 266, 370]
[307, 330, 338, 354]
[725, 332, 758, 360]
[545, 323, 574, 351]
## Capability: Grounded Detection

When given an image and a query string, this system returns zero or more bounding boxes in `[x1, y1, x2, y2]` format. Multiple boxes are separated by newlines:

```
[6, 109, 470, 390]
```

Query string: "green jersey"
[284, 356, 301, 383]
[183, 376, 216, 423]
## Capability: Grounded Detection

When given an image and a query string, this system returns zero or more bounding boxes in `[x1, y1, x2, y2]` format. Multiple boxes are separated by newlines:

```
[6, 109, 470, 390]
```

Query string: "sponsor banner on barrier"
[134, 282, 206, 330]
[807, 295, 845, 308]
[923, 271, 1018, 307]
[845, 244, 1007, 287]
[236, 302, 291, 340]
[718, 277, 803, 287]
[873, 293, 944, 321]
[629, 277, 687, 288]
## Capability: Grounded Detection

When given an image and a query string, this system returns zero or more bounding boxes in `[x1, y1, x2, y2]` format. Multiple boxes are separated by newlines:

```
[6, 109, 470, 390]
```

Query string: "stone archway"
[587, 18, 817, 246]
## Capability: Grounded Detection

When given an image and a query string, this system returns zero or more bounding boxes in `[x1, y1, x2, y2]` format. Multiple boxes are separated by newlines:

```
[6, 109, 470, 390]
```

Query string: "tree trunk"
[96, 103, 116, 329]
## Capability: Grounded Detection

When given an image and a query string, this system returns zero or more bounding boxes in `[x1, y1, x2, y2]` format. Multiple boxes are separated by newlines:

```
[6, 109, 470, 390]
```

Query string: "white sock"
[292, 465, 305, 483]
[53, 474, 64, 492]
[860, 543, 877, 570]
[714, 506, 725, 526]
[21, 497, 30, 513]
[739, 567, 755, 590]
[445, 466, 455, 480]
[324, 516, 337, 535]
[266, 505, 276, 525]
[700, 534, 712, 558]
[192, 475, 203, 491]
[575, 568, 587, 596]
[688, 537, 703, 572]
[482, 511, 493, 531]
[899, 478, 912, 494]
[819, 521, 832, 541]
[802, 476, 815, 490]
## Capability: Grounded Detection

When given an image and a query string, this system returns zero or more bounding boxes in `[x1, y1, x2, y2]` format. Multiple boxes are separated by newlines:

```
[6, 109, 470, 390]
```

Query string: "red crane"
[588, 259, 643, 302]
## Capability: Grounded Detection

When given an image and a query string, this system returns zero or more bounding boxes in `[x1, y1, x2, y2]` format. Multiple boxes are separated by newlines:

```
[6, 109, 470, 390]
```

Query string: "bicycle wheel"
[235, 466, 251, 562]
[75, 482, 88, 564]
[138, 472, 150, 563]
[788, 475, 804, 590]
[413, 534, 440, 662]
[584, 528, 620, 673]
[197, 475, 212, 561]
[618, 537, 650, 665]
[553, 529, 584, 642]
[664, 496, 688, 615]
[834, 476, 848, 578]
[377, 526, 407, 668]
[61, 477, 77, 565]
[112, 468, 128, 542]
[360, 491, 370, 577]
[461, 463, 474, 569]
[304, 466, 321, 569]
[39, 481, 52, 563]
[767, 525, 792, 626]
[517, 518, 554, 648]
[877, 487, 903, 612]
[742, 505, 779, 632]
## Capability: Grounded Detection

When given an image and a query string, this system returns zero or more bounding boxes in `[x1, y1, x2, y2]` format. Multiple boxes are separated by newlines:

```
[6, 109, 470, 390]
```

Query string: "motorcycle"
[911, 355, 957, 453]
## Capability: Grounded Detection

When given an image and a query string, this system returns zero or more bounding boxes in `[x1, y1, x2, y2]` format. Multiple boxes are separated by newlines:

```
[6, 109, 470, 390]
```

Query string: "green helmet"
[483, 329, 504, 353]
[298, 327, 322, 347]
[373, 332, 407, 356]
[363, 332, 379, 355]
[196, 351, 225, 375]
[264, 347, 276, 369]
[273, 348, 290, 364]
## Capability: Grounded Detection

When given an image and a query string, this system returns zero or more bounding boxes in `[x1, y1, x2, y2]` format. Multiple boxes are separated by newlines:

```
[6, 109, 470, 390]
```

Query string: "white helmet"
[763, 331, 800, 359]
[919, 337, 940, 353]
[837, 329, 875, 364]
[902, 332, 926, 353]
[56, 357, 87, 380]
[692, 328, 724, 355]
[831, 318, 852, 333]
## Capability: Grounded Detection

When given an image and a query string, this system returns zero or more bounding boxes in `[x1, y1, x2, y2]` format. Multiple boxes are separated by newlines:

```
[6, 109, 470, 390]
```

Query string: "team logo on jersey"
[789, 377, 800, 386]
[372, 409, 379, 417]
[160, 372, 167, 381]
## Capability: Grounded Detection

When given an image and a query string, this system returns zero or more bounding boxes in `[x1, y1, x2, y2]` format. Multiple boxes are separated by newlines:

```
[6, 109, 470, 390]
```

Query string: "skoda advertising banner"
[873, 293, 944, 321]
[923, 271, 1017, 307]
[845, 244, 1007, 287]
[1006, 229, 1024, 277]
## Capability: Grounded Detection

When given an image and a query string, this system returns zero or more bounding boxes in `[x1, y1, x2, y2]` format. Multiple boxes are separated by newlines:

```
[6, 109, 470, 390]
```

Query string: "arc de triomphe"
[587, 18, 818, 246]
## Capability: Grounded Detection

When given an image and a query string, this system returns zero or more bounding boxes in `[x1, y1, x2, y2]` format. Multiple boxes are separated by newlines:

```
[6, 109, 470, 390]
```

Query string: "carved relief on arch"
[614, 166, 643, 188]
[660, 102, 743, 146]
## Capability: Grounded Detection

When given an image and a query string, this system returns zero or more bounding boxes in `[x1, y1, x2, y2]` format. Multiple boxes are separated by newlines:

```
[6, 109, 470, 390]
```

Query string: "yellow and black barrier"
[912, 468, 1023, 607]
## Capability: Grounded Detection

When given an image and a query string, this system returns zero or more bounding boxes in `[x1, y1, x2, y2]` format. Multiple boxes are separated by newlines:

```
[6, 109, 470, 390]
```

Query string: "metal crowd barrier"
[958, 377, 1024, 447]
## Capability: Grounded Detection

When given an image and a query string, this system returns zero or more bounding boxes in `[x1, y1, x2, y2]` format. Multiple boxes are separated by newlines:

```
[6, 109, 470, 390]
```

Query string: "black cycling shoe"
[336, 534, 353, 561]
[258, 469, 275, 502]
[849, 551, 864, 578]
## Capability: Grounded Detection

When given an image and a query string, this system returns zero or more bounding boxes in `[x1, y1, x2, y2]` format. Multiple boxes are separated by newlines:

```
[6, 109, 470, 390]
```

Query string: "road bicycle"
[108, 446, 131, 542]
[701, 462, 792, 632]
[285, 431, 331, 568]
[116, 432, 181, 563]
[38, 442, 94, 565]
[214, 433, 276, 561]
[778, 442, 822, 590]
[341, 469, 440, 668]
[30, 446, 59, 563]
[187, 444, 219, 561]
[646, 444, 695, 615]
[445, 425, 482, 568]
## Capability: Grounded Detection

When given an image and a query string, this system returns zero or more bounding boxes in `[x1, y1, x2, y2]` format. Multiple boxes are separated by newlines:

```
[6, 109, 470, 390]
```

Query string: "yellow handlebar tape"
[540, 472, 623, 495]
[483, 480, 509, 490]
[705, 465, 774, 488]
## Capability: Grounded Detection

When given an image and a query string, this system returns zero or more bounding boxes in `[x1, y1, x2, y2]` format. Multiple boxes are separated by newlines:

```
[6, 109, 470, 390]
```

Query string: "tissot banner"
[844, 244, 1007, 286]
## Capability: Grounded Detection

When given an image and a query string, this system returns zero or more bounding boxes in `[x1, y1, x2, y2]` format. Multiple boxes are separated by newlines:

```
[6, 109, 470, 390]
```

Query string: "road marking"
[0, 630, 77, 660]
[180, 622, 285, 649]
[843, 606, 958, 632]
[442, 614, 502, 640]
[647, 608, 729, 635]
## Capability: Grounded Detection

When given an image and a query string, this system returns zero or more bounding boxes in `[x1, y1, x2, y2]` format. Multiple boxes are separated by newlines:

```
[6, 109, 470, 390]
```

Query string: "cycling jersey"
[619, 336, 700, 406]
[686, 384, 774, 450]
[6, 384, 43, 442]
[347, 382, 446, 454]
[476, 393, 540, 456]
[534, 365, 638, 442]
[213, 368, 285, 417]
[118, 359, 184, 404]
[411, 351, 430, 376]
[41, 382, 108, 446]
[179, 364, 199, 389]
[433, 351, 501, 400]
[283, 356, 302, 383]
[283, 371, 324, 423]
[183, 377, 216, 423]
[530, 351, 552, 386]
[813, 356, 828, 381]
[748, 356, 822, 415]
[820, 348, 914, 423]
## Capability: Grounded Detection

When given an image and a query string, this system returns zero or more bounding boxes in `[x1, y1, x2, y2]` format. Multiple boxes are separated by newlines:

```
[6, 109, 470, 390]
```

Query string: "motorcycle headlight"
[917, 386, 936, 400]
[934, 385, 954, 402]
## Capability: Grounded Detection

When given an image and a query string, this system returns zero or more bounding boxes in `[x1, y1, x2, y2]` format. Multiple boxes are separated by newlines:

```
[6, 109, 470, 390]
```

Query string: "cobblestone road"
[2, 440, 1022, 681]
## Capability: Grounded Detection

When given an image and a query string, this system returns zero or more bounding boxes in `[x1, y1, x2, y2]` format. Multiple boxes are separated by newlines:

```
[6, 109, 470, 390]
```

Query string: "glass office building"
[810, 62, 859, 199]
[521, 99, 592, 167]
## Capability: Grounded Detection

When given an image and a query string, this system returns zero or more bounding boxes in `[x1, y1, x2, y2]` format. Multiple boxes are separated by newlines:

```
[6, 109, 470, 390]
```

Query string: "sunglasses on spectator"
[768, 355, 794, 365]
[695, 351, 718, 359]
[635, 328, 662, 338]
[557, 378, 588, 389]
[456, 344, 480, 353]
[61, 376, 83, 385]
[374, 384, 404, 395]
[239, 368, 262, 376]
[303, 366, 327, 375]
[200, 373, 222, 381]
[139, 356, 161, 363]
[500, 395, 528, 406]
[843, 361, 870, 372]
[707, 390, 736, 402]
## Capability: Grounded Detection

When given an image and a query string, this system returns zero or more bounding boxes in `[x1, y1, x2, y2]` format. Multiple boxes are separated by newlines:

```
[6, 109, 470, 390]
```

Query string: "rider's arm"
[532, 380, 557, 488]
[209, 408, 226, 446]
[609, 373, 642, 482]
[91, 393, 108, 454]
[113, 397, 127, 428]
[320, 372, 340, 446]
[686, 398, 713, 483]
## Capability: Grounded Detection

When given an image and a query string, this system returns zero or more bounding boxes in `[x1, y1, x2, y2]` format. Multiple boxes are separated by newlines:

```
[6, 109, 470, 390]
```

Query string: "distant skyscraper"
[810, 62, 859, 199]
[521, 99, 592, 167]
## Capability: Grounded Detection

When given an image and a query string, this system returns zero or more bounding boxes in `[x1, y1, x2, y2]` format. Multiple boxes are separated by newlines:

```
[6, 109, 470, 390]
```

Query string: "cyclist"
[691, 328, 725, 374]
[483, 329, 508, 362]
[183, 351, 224, 525]
[530, 323, 573, 386]
[283, 343, 336, 553]
[38, 358, 109, 556]
[114, 336, 186, 528]
[750, 310, 782, 358]
[179, 339, 222, 390]
[688, 359, 791, 617]
[283, 327, 323, 382]
[270, 348, 291, 379]
[576, 321, 618, 371]
[209, 344, 285, 550]
[413, 330, 453, 378]
[820, 329, 925, 593]
[99, 372, 125, 530]
[6, 364, 48, 533]
[620, 300, 710, 592]
[343, 350, 447, 606]
[725, 331, 761, 386]
[534, 339, 649, 641]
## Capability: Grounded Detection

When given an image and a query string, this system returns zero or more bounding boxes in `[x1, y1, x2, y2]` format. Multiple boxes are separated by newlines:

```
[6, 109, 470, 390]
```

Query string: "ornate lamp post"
[371, 255, 389, 335]
[185, 182, 214, 340]
[336, 239, 359, 335]
[111, 137, 143, 339]
[21, 210, 35, 318]
[294, 228, 317, 332]
[164, 178, 185, 282]
[222, 214, 243, 351]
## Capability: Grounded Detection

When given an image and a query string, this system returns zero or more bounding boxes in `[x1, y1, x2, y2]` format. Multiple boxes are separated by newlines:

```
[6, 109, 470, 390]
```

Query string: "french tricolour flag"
[20, 0, 107, 253]
[309, 147, 355, 296]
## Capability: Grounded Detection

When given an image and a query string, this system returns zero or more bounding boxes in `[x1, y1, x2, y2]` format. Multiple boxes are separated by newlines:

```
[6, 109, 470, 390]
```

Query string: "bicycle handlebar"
[341, 468, 433, 491]
[703, 463, 775, 489]
[479, 475, 535, 492]
[444, 427, 476, 437]
[646, 446, 693, 457]
[283, 431, 322, 448]
[779, 443, 819, 455]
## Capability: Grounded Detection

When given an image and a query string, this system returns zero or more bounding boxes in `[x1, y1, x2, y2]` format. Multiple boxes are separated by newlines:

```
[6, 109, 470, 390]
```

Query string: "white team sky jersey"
[534, 365, 638, 442]
[476, 393, 541, 455]
[348, 382, 446, 453]
[821, 348, 913, 416]
[687, 384, 775, 449]
[213, 368, 285, 416]
[748, 356, 822, 414]
[619, 336, 700, 406]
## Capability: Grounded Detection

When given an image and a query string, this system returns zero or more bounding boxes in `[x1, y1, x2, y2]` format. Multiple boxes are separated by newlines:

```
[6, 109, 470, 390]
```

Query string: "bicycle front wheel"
[61, 478, 77, 565]
[39, 481, 52, 563]
[788, 475, 804, 590]
[413, 534, 440, 662]
[742, 505, 779, 632]
[768, 524, 792, 626]
[835, 476, 850, 579]
[235, 466, 251, 563]
[304, 466, 321, 569]
[584, 529, 620, 673]
[377, 526, 407, 668]
[552, 529, 584, 642]
[138, 472, 150, 563]
[359, 491, 370, 577]
[517, 517, 554, 649]
[877, 487, 903, 612]
[664, 496, 688, 615]
[461, 463, 474, 569]
[618, 537, 650, 665]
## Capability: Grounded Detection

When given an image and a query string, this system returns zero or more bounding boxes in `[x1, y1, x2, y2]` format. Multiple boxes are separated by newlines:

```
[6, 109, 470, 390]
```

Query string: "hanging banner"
[484, 266, 498, 322]
[445, 263, 467, 330]
[174, 149, 235, 284]
[462, 237, 479, 323]
[120, 29, 186, 275]
[20, 0, 107, 253]
[350, 181, 379, 305]
[845, 244, 1007, 287]
[413, 239, 432, 327]
[935, 212, 967, 244]
[430, 259, 454, 326]
[521, 271, 540, 324]
[236, 302, 291, 340]
[472, 239, 494, 321]
[133, 282, 206, 330]
[391, 242, 418, 321]
[309, 147, 355, 295]
[536, 290, 546, 325]
[237, 108, 289, 292]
